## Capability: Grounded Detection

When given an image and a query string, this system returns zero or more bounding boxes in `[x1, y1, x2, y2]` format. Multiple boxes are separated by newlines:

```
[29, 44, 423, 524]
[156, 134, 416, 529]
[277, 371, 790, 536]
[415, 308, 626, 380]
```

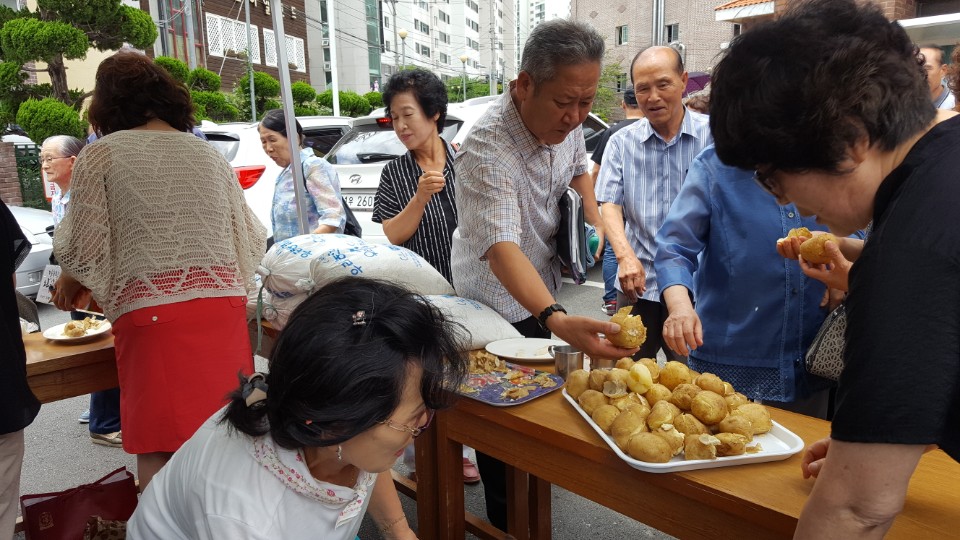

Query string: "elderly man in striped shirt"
[451, 19, 640, 531]
[596, 46, 713, 362]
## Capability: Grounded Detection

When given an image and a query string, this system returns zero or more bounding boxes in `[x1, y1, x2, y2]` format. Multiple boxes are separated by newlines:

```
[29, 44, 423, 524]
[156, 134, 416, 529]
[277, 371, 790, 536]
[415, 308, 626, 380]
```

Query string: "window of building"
[207, 13, 260, 63]
[616, 73, 628, 92]
[467, 0, 479, 12]
[467, 19, 479, 32]
[263, 29, 305, 71]
[161, 0, 203, 63]
[666, 23, 679, 43]
[439, 31, 450, 44]
[421, 45, 431, 58]
[385, 40, 391, 52]
[439, 10, 450, 23]
[732, 23, 742, 37]
[439, 52, 449, 64]
[616, 25, 628, 46]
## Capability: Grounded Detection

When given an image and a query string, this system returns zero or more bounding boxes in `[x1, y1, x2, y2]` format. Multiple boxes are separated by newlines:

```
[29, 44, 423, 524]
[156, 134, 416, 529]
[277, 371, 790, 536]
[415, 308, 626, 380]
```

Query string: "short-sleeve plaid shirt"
[451, 90, 587, 323]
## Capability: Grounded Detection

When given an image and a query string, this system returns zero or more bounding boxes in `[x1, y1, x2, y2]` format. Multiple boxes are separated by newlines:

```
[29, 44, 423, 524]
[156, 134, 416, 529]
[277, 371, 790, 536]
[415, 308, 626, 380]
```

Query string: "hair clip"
[352, 310, 367, 327]
[242, 372, 269, 407]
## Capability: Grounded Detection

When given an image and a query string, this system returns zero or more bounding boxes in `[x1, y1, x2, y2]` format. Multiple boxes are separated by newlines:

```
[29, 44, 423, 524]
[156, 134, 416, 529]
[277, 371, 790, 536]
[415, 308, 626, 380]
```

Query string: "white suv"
[325, 101, 608, 244]
[201, 116, 353, 239]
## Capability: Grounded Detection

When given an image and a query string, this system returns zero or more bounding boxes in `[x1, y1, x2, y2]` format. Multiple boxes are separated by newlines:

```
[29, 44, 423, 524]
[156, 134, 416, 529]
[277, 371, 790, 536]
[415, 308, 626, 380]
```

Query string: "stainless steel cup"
[549, 344, 584, 379]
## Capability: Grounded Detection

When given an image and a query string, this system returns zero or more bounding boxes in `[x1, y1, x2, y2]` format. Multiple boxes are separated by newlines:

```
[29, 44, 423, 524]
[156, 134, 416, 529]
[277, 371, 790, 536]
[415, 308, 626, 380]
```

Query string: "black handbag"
[340, 198, 363, 238]
[804, 303, 846, 381]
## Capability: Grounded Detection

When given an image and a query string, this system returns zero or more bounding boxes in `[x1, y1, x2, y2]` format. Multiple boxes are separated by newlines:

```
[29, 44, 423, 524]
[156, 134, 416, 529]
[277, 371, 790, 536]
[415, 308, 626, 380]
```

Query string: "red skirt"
[112, 296, 252, 454]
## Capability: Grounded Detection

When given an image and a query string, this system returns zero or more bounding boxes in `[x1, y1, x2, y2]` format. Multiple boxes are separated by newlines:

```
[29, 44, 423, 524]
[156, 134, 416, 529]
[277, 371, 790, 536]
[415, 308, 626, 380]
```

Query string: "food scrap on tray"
[461, 350, 563, 404]
[62, 317, 105, 337]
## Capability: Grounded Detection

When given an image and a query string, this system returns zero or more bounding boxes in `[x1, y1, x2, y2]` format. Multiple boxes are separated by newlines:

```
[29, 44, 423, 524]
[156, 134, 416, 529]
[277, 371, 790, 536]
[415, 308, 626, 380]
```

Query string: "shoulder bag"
[804, 303, 846, 381]
[300, 162, 362, 237]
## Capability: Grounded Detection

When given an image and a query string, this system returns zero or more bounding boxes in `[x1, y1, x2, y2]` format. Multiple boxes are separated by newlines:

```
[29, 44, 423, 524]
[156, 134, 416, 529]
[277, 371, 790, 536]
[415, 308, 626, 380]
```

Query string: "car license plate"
[344, 194, 375, 210]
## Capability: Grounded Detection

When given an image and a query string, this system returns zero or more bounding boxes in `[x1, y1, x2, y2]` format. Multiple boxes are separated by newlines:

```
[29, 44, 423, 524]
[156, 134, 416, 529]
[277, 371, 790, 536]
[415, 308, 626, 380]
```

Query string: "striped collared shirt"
[451, 90, 587, 323]
[595, 109, 712, 301]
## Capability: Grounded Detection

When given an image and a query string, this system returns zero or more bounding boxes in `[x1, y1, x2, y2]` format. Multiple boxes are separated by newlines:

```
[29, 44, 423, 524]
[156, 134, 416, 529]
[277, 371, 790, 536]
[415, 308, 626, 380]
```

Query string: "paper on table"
[34, 265, 61, 304]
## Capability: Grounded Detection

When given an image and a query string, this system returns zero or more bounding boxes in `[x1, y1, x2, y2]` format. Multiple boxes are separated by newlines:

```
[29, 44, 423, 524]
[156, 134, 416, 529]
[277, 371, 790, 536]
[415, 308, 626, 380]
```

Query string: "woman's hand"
[801, 437, 831, 479]
[414, 170, 446, 205]
[799, 240, 852, 292]
[51, 274, 88, 311]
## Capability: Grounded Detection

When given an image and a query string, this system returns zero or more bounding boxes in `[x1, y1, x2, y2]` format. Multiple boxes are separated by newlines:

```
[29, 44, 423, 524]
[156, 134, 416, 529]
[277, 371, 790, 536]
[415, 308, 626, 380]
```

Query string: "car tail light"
[376, 117, 393, 127]
[235, 165, 266, 190]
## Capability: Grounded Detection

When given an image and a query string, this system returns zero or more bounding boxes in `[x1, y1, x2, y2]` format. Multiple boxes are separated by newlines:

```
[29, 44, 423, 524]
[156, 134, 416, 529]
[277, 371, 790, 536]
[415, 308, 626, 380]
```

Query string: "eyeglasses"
[40, 156, 69, 165]
[753, 167, 781, 198]
[379, 409, 435, 438]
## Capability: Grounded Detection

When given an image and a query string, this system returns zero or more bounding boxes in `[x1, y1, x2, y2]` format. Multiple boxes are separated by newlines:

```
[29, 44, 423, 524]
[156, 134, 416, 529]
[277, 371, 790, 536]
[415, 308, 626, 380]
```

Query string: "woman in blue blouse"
[259, 109, 344, 242]
[654, 146, 837, 417]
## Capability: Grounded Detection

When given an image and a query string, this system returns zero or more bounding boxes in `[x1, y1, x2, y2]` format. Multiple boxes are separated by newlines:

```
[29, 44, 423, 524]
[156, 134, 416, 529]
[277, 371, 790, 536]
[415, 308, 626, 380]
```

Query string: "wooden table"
[416, 381, 960, 540]
[24, 332, 118, 403]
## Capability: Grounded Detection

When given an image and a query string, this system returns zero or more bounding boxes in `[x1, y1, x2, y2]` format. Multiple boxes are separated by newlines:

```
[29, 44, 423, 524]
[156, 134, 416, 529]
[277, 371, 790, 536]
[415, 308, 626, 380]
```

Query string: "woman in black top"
[372, 70, 458, 283]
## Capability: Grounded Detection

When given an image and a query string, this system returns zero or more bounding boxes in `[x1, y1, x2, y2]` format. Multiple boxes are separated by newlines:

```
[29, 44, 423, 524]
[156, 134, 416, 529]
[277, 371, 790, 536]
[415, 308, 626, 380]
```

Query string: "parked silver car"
[10, 205, 54, 298]
[324, 101, 609, 244]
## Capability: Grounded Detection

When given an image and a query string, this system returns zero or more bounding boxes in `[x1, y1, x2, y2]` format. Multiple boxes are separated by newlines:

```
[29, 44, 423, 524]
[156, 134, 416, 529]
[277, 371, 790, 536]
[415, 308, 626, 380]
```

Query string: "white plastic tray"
[562, 389, 804, 473]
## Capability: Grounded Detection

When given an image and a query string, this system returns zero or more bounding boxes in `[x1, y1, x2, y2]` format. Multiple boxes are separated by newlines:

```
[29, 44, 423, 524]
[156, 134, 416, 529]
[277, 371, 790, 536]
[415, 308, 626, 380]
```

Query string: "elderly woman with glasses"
[128, 277, 468, 540]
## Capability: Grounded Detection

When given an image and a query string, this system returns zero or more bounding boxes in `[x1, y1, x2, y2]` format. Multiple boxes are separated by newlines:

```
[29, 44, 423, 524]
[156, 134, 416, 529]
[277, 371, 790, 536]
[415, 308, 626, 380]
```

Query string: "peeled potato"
[799, 233, 838, 264]
[732, 403, 773, 434]
[653, 424, 685, 456]
[588, 369, 609, 392]
[646, 400, 681, 430]
[715, 432, 748, 456]
[637, 358, 660, 383]
[610, 392, 647, 413]
[611, 408, 648, 450]
[659, 361, 693, 390]
[592, 404, 621, 434]
[626, 432, 673, 463]
[577, 389, 608, 416]
[724, 392, 749, 411]
[644, 383, 673, 406]
[602, 379, 628, 399]
[615, 357, 636, 371]
[690, 391, 729, 425]
[565, 369, 590, 400]
[608, 307, 648, 349]
[694, 373, 725, 395]
[626, 362, 654, 394]
[717, 415, 754, 442]
[607, 368, 631, 387]
[669, 383, 702, 411]
[684, 433, 721, 460]
[721, 381, 735, 396]
[673, 413, 710, 436]
[787, 227, 813, 240]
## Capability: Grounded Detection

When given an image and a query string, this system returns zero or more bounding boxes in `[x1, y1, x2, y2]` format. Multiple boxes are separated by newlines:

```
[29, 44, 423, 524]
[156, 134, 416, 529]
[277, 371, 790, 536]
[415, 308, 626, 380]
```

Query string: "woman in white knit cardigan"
[52, 51, 267, 489]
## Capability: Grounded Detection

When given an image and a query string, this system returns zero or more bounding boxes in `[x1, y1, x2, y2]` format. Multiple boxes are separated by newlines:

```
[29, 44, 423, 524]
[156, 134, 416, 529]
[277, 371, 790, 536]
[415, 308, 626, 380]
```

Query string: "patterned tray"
[457, 361, 565, 407]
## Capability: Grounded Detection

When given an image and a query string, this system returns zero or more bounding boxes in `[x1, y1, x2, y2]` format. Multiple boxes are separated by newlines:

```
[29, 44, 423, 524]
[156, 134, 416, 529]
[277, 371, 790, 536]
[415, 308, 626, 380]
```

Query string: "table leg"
[433, 409, 468, 539]
[528, 475, 551, 540]
[506, 465, 530, 540]
[415, 420, 440, 539]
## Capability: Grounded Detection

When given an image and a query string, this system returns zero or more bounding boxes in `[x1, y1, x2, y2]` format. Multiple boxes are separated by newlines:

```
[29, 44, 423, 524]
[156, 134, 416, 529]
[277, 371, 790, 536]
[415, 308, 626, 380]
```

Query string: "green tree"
[186, 67, 221, 92]
[363, 91, 383, 109]
[0, 0, 157, 105]
[154, 56, 189, 83]
[316, 89, 372, 118]
[16, 97, 85, 143]
[592, 62, 624, 123]
[235, 71, 280, 119]
[191, 91, 238, 123]
[290, 81, 317, 105]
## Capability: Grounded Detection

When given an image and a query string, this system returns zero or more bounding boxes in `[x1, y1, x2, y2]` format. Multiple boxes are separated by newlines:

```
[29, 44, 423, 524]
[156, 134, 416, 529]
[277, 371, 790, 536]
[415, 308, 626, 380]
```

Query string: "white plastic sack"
[424, 295, 522, 350]
[258, 234, 368, 298]
[309, 243, 455, 296]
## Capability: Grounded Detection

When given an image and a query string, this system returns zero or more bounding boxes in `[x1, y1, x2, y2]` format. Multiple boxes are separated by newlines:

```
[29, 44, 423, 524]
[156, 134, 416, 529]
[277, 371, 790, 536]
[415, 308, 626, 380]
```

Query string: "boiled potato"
[592, 404, 621, 434]
[694, 372, 725, 395]
[637, 358, 660, 383]
[610, 392, 647, 414]
[615, 357, 636, 371]
[646, 400, 681, 430]
[673, 413, 710, 436]
[717, 415, 754, 441]
[608, 307, 648, 349]
[610, 408, 648, 450]
[721, 381, 735, 396]
[659, 361, 693, 390]
[653, 424, 685, 456]
[732, 403, 773, 434]
[691, 391, 729, 425]
[626, 432, 673, 463]
[626, 362, 654, 394]
[577, 389, 608, 416]
[787, 227, 813, 240]
[607, 368, 631, 388]
[799, 233, 838, 264]
[588, 369, 609, 392]
[715, 432, 748, 456]
[724, 392, 750, 411]
[669, 383, 702, 411]
[684, 433, 721, 460]
[602, 379, 628, 399]
[644, 383, 673, 406]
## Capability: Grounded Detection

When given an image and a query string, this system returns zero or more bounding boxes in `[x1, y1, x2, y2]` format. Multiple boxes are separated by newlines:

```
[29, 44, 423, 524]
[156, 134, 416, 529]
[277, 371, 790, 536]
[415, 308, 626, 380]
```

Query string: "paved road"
[18, 265, 673, 539]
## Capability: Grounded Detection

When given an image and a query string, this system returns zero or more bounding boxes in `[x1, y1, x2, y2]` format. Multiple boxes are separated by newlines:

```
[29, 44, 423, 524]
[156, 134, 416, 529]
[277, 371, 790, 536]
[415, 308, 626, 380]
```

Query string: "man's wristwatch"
[537, 303, 567, 330]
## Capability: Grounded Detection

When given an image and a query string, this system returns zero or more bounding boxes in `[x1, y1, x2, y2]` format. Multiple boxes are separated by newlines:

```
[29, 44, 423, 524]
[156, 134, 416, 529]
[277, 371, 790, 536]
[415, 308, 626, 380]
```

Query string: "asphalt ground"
[17, 264, 674, 539]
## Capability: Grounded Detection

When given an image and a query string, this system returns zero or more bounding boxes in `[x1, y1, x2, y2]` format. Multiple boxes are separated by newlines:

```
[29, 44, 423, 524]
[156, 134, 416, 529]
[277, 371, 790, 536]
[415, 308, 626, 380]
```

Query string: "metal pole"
[390, 0, 399, 73]
[401, 38, 406, 70]
[244, 0, 256, 121]
[184, 0, 197, 70]
[462, 62, 467, 101]
[272, 1, 311, 236]
[329, 1, 341, 116]
[489, 3, 496, 95]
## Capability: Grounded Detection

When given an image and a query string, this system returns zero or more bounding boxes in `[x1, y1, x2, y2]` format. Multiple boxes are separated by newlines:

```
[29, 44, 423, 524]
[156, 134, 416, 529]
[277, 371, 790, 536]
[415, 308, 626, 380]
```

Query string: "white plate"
[562, 389, 804, 473]
[43, 320, 112, 343]
[485, 337, 568, 362]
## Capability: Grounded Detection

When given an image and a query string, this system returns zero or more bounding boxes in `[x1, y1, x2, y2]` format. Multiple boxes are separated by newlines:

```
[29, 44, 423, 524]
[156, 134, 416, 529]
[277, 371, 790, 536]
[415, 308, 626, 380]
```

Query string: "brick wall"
[879, 0, 917, 19]
[0, 143, 23, 206]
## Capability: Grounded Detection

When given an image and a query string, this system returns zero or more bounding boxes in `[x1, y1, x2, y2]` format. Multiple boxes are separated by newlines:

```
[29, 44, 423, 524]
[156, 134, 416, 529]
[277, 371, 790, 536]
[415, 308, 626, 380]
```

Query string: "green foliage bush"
[0, 18, 88, 64]
[186, 67, 221, 92]
[16, 98, 85, 143]
[291, 81, 317, 105]
[191, 91, 238, 122]
[154, 56, 189, 83]
[316, 90, 372, 117]
[363, 91, 383, 109]
[294, 104, 321, 116]
[235, 72, 281, 118]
